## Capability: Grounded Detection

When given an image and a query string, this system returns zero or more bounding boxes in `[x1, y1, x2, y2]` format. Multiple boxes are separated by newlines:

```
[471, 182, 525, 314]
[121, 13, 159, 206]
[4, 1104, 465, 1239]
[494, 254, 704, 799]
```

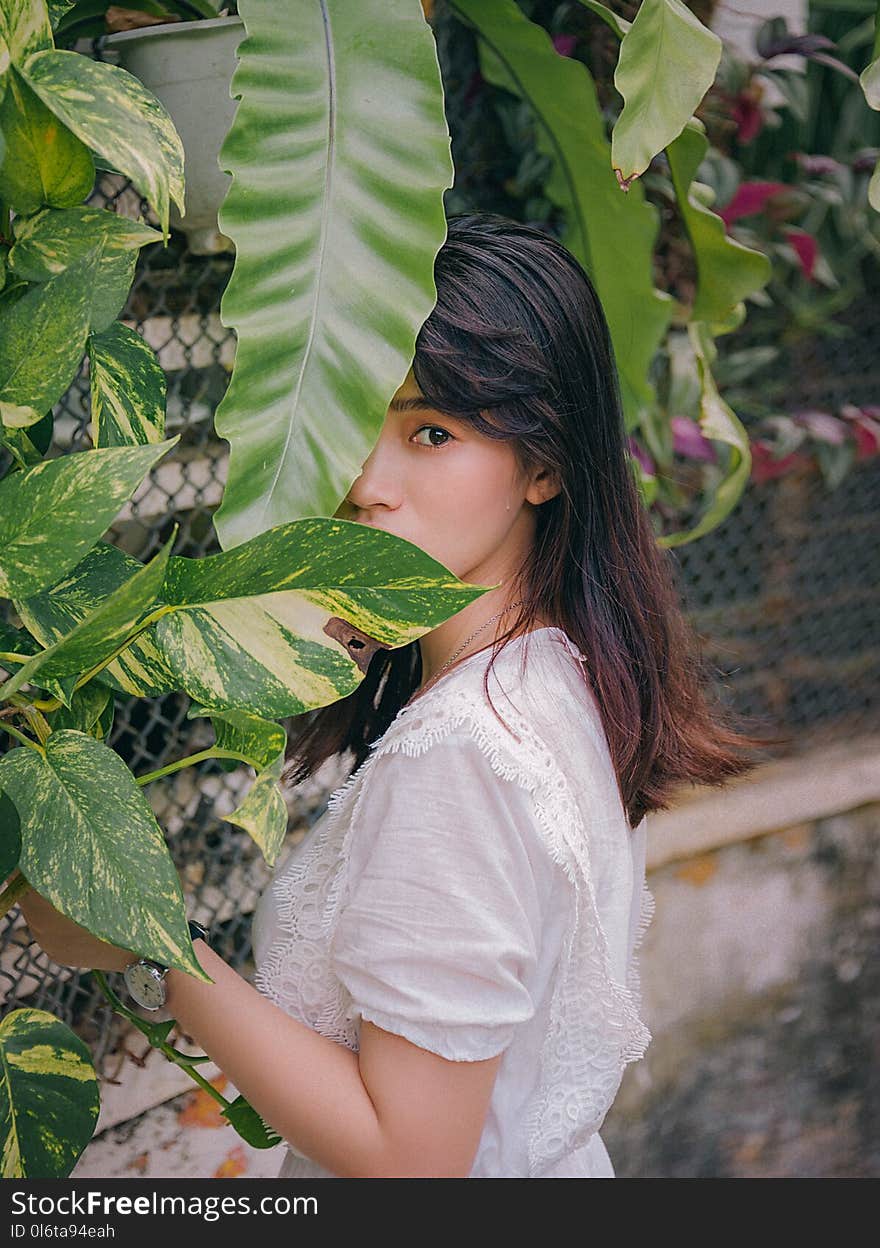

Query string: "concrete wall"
[603, 740, 880, 1178]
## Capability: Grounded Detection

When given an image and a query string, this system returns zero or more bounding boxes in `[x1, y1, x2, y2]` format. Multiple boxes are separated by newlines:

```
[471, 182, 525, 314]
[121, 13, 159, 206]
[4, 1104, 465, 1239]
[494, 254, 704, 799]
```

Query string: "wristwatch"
[123, 920, 209, 1011]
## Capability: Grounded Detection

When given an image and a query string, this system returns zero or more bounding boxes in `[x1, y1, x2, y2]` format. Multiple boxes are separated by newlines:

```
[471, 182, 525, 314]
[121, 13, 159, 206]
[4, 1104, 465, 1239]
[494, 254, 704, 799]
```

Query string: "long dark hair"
[284, 212, 781, 827]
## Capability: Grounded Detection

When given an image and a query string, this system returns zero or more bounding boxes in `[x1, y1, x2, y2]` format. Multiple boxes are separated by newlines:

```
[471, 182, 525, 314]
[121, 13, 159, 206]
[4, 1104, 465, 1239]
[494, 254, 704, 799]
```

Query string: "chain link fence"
[1, 165, 877, 1075]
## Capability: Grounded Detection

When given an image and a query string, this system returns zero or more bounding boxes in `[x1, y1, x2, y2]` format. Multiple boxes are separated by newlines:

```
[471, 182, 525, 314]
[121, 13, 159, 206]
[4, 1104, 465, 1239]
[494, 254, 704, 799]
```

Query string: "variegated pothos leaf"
[0, 1007, 99, 1179]
[0, 732, 209, 978]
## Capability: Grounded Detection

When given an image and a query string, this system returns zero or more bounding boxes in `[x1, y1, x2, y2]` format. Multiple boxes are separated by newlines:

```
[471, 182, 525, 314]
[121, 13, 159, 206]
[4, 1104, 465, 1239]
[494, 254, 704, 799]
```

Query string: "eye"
[411, 424, 454, 449]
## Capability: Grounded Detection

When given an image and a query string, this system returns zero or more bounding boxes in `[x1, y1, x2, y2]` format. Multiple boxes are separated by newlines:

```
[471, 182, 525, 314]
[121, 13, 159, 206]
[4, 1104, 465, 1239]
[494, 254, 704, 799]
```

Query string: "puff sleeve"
[328, 729, 547, 1062]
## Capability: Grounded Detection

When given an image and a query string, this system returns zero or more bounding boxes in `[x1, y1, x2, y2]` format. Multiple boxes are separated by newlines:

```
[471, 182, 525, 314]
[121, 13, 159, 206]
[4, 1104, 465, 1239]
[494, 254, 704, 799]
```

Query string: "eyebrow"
[389, 396, 435, 412]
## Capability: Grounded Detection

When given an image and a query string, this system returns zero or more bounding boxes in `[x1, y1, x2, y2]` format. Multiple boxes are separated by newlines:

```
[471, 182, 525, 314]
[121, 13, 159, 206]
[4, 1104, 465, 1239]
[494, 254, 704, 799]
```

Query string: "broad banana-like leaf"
[0, 437, 177, 598]
[0, 731, 210, 978]
[1, 534, 172, 700]
[0, 70, 94, 214]
[211, 0, 455, 548]
[0, 241, 100, 419]
[9, 204, 161, 333]
[666, 120, 771, 324]
[155, 516, 494, 717]
[224, 751, 287, 867]
[657, 322, 751, 547]
[20, 48, 184, 238]
[0, 1007, 99, 1179]
[16, 541, 178, 697]
[576, 0, 630, 39]
[454, 0, 673, 432]
[0, 789, 21, 877]
[88, 321, 166, 448]
[612, 0, 721, 187]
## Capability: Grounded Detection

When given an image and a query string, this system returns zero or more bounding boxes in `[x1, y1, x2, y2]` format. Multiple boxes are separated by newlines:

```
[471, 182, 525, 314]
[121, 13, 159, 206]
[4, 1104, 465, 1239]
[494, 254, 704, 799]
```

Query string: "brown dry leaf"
[106, 6, 181, 34]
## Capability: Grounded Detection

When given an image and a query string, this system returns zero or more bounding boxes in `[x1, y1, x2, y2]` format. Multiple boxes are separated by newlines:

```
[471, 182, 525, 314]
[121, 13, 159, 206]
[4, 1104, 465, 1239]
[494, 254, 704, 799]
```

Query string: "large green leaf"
[0, 731, 209, 978]
[9, 204, 161, 333]
[45, 682, 112, 738]
[0, 616, 71, 703]
[666, 120, 771, 324]
[190, 705, 287, 771]
[189, 707, 289, 864]
[657, 322, 752, 548]
[88, 320, 166, 447]
[20, 48, 184, 237]
[454, 0, 674, 432]
[0, 789, 21, 878]
[15, 541, 178, 697]
[224, 751, 287, 867]
[611, 0, 721, 186]
[0, 69, 94, 214]
[0, 437, 177, 598]
[155, 516, 493, 717]
[211, 0, 455, 548]
[576, 0, 631, 39]
[0, 1007, 99, 1179]
[0, 239, 100, 417]
[0, 1, 52, 68]
[1, 534, 172, 700]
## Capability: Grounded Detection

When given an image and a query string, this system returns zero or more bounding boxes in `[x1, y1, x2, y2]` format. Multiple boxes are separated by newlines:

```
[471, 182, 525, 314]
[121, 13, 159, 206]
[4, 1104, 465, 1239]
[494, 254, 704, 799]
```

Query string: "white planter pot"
[103, 16, 245, 255]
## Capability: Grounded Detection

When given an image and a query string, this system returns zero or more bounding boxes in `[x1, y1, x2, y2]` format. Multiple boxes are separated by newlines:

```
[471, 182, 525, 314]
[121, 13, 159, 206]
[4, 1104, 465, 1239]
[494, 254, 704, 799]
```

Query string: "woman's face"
[337, 370, 555, 584]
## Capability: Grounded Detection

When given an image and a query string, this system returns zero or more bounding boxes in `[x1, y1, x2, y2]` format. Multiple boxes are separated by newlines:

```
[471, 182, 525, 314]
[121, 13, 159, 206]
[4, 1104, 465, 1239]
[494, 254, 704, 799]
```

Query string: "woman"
[19, 213, 767, 1178]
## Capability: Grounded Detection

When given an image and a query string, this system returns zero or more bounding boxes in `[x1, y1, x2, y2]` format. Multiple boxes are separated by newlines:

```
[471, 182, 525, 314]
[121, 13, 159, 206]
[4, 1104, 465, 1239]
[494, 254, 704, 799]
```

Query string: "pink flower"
[627, 436, 656, 476]
[671, 417, 717, 463]
[719, 181, 789, 227]
[782, 227, 818, 280]
[750, 440, 810, 483]
[793, 409, 846, 443]
[731, 94, 764, 144]
[552, 34, 578, 58]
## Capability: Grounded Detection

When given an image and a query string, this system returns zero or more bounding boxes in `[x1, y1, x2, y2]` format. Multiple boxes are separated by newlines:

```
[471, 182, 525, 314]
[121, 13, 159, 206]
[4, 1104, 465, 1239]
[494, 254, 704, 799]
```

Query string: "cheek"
[418, 453, 518, 569]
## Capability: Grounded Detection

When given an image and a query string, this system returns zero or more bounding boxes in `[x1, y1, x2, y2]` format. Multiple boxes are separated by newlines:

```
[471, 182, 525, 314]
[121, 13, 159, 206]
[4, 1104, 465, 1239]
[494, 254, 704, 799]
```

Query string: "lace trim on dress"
[254, 653, 653, 1178]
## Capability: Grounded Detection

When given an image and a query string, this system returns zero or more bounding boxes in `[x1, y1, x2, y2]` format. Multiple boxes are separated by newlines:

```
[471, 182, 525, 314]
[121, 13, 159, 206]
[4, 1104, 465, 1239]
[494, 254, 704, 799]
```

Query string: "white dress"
[251, 625, 654, 1178]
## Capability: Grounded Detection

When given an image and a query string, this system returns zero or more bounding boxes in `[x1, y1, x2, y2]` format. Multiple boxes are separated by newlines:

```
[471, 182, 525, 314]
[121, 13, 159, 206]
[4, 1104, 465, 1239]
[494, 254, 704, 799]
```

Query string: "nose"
[343, 427, 401, 519]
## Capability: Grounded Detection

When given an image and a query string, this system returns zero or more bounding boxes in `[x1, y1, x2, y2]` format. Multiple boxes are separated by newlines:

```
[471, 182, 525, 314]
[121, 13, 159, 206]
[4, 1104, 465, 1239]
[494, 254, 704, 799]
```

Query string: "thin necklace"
[405, 599, 526, 709]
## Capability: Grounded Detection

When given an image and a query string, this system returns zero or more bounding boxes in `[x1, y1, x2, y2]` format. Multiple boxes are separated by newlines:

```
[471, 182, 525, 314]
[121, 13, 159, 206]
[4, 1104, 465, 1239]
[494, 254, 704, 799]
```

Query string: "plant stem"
[93, 971, 232, 1109]
[135, 748, 253, 787]
[2, 722, 39, 751]
[0, 872, 32, 919]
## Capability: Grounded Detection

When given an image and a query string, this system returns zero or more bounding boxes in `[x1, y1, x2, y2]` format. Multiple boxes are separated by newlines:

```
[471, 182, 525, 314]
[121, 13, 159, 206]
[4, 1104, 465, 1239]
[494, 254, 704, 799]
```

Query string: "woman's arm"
[16, 891, 502, 1178]
[164, 939, 502, 1178]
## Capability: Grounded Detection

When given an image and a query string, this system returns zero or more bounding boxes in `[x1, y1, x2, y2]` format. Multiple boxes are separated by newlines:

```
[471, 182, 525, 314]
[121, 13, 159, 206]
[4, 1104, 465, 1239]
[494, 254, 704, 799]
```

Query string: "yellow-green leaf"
[657, 322, 752, 547]
[0, 1007, 99, 1179]
[612, 0, 721, 185]
[666, 119, 771, 324]
[89, 320, 166, 447]
[0, 69, 94, 213]
[0, 733, 210, 979]
[20, 48, 184, 237]
[1, 533, 172, 699]
[0, 438, 178, 598]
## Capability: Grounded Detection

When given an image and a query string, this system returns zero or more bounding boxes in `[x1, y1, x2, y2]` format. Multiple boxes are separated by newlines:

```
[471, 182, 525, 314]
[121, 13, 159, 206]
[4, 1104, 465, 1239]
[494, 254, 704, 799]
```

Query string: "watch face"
[124, 961, 166, 1010]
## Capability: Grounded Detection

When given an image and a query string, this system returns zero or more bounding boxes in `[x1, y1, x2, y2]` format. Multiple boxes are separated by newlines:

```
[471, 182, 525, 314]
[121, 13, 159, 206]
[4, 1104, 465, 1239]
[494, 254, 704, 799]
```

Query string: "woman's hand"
[17, 886, 134, 973]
